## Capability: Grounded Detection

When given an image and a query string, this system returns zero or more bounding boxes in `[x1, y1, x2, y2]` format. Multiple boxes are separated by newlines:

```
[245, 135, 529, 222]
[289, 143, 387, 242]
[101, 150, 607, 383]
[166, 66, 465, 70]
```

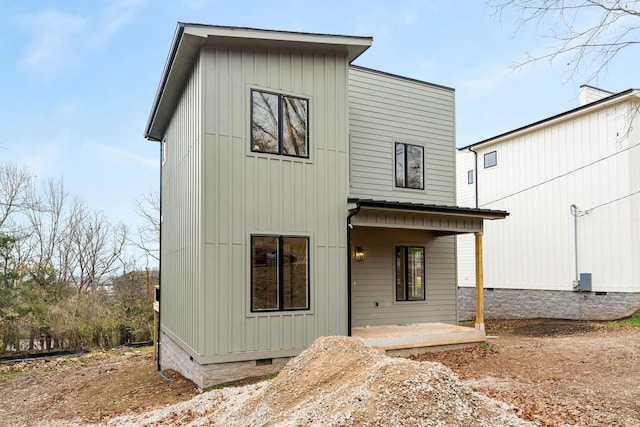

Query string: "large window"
[395, 142, 424, 189]
[484, 151, 497, 168]
[251, 90, 309, 158]
[251, 235, 309, 312]
[395, 246, 425, 301]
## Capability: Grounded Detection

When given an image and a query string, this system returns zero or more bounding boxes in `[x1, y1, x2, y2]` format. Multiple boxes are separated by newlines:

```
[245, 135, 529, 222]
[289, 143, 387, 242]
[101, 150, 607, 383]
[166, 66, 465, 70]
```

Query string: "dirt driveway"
[1, 319, 638, 426]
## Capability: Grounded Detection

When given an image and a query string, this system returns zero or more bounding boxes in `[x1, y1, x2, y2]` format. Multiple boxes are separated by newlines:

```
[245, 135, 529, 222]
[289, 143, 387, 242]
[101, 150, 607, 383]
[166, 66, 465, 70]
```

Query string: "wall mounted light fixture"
[355, 246, 365, 262]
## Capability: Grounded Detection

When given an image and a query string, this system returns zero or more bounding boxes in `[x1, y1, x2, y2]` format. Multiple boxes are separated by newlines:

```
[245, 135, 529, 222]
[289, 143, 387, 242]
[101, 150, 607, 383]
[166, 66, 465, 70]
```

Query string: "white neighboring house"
[457, 85, 640, 320]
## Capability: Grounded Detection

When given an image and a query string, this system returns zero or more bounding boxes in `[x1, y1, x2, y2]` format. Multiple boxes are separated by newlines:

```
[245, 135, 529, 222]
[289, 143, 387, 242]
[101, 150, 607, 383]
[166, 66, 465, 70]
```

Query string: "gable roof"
[144, 23, 373, 141]
[459, 88, 640, 151]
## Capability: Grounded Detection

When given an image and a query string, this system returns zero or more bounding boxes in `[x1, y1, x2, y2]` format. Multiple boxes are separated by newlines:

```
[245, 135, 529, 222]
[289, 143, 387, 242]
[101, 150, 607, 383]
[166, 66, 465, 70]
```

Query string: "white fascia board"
[462, 89, 640, 151]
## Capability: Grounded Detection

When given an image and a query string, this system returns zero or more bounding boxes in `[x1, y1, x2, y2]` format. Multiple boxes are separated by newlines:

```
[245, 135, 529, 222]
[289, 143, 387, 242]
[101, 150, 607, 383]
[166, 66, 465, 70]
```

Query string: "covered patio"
[347, 199, 508, 352]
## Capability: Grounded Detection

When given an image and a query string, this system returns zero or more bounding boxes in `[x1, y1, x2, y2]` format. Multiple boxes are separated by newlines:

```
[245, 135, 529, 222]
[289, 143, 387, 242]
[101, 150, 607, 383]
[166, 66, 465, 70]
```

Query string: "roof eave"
[348, 198, 509, 220]
[144, 24, 372, 142]
[144, 23, 189, 142]
[459, 88, 640, 151]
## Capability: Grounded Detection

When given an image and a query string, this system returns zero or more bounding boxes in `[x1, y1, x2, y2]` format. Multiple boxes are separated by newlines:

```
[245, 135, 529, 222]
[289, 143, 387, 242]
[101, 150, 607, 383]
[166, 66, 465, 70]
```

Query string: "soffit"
[348, 199, 509, 235]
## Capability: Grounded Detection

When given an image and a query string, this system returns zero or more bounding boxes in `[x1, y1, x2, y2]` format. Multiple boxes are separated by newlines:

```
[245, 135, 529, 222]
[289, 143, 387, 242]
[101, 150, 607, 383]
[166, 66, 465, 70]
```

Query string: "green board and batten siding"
[161, 55, 203, 356]
[351, 228, 457, 327]
[348, 67, 459, 327]
[348, 66, 456, 205]
[161, 46, 351, 364]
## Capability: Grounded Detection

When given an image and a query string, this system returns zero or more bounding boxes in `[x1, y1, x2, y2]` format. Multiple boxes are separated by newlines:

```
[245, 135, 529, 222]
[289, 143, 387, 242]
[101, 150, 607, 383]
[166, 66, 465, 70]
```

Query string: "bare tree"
[131, 189, 160, 264]
[67, 199, 128, 293]
[0, 163, 35, 230]
[22, 178, 69, 285]
[490, 0, 640, 82]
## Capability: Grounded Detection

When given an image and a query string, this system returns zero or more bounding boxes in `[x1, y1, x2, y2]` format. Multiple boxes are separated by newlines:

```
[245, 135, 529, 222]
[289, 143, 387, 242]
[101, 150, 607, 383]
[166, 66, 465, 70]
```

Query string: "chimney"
[579, 85, 614, 106]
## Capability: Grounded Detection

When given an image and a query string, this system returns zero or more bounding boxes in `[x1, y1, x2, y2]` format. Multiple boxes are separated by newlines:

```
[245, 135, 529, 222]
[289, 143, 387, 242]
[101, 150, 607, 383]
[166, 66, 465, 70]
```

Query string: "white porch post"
[475, 232, 485, 332]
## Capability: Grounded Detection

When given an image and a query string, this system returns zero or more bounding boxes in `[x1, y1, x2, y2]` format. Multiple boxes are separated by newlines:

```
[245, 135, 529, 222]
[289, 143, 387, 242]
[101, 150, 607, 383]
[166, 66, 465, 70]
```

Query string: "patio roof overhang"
[347, 198, 509, 235]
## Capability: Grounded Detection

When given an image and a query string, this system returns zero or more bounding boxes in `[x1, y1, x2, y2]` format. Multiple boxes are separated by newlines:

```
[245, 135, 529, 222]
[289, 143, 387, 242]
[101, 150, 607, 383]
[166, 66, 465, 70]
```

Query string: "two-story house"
[144, 23, 507, 388]
[457, 85, 640, 321]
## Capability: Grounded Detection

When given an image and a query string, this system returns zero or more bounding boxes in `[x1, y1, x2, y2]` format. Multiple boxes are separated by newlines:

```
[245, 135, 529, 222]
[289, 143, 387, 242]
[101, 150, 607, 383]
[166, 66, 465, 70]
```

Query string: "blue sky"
[1, 0, 637, 230]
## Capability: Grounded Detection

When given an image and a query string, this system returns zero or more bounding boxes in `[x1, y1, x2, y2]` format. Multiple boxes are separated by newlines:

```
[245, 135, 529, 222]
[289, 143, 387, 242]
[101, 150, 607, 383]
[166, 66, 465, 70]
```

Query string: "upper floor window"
[251, 235, 309, 312]
[251, 90, 309, 158]
[467, 169, 474, 184]
[395, 142, 424, 189]
[484, 151, 497, 168]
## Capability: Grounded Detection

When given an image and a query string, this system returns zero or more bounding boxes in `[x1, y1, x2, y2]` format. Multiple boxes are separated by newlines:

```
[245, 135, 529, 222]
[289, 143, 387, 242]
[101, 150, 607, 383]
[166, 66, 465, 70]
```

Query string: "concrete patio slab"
[352, 323, 485, 353]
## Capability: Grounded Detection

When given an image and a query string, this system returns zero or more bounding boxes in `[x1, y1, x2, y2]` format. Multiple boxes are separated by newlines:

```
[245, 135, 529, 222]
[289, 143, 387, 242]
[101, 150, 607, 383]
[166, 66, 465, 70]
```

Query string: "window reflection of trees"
[395, 142, 423, 189]
[251, 90, 308, 158]
[283, 97, 307, 157]
[395, 143, 405, 187]
[252, 236, 278, 310]
[251, 236, 308, 311]
[251, 92, 279, 153]
[282, 237, 307, 309]
[396, 246, 425, 301]
[407, 145, 423, 189]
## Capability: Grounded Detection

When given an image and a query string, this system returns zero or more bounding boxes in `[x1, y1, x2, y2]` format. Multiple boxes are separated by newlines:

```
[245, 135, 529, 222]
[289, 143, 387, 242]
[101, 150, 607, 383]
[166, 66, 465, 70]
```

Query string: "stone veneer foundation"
[458, 287, 640, 321]
[159, 332, 291, 388]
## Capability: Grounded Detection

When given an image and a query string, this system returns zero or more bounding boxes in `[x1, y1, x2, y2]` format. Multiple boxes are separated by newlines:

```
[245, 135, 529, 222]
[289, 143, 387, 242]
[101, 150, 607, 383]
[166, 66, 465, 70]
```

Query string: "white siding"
[161, 55, 203, 351]
[456, 150, 476, 207]
[199, 47, 350, 363]
[348, 67, 456, 205]
[351, 228, 457, 327]
[631, 112, 640, 290]
[455, 150, 477, 287]
[458, 98, 640, 292]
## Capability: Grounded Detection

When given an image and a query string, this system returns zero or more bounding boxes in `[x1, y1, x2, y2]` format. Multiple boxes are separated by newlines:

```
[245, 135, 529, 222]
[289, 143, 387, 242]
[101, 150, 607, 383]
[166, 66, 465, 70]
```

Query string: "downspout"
[468, 147, 479, 208]
[346, 202, 361, 337]
[156, 143, 163, 372]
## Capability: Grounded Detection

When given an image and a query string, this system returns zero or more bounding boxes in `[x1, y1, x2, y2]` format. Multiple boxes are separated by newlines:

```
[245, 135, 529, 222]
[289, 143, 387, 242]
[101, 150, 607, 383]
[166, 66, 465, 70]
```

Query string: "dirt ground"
[1, 319, 638, 427]
[415, 319, 640, 426]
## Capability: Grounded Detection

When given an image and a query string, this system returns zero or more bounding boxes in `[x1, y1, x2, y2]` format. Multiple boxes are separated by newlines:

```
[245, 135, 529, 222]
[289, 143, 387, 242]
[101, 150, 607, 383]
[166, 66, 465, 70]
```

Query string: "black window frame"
[250, 89, 310, 159]
[467, 169, 474, 184]
[395, 245, 426, 302]
[250, 235, 310, 312]
[484, 151, 497, 168]
[395, 142, 425, 190]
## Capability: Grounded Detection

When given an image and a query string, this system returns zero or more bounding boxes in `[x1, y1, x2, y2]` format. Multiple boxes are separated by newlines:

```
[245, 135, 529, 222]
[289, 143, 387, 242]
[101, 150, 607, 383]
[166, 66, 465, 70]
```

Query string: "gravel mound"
[104, 336, 534, 426]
